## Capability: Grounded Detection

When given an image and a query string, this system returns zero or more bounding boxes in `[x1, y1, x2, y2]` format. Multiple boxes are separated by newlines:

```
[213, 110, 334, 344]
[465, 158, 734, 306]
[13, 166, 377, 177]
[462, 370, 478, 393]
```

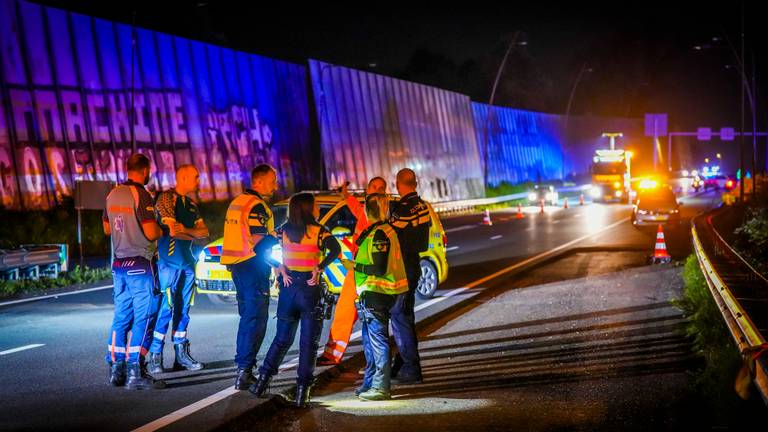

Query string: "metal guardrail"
[0, 245, 68, 281]
[431, 184, 591, 213]
[691, 207, 768, 405]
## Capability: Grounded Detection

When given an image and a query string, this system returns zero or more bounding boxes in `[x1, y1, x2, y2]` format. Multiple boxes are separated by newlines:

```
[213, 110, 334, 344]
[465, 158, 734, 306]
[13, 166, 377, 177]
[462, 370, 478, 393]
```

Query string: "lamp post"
[483, 31, 526, 191]
[564, 63, 593, 145]
[563, 63, 593, 180]
[693, 22, 758, 201]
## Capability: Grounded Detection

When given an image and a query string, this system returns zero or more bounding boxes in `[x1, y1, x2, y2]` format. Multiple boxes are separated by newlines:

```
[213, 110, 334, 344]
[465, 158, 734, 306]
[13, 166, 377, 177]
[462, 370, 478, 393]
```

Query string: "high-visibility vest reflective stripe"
[221, 194, 272, 265]
[282, 227, 322, 272]
[355, 224, 408, 296]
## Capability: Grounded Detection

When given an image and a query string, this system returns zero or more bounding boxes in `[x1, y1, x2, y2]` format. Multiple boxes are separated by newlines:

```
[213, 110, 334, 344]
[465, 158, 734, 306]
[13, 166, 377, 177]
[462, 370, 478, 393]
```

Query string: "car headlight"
[271, 245, 283, 264]
[528, 193, 537, 201]
[615, 190, 623, 197]
[614, 182, 621, 188]
[590, 187, 601, 198]
[670, 209, 679, 214]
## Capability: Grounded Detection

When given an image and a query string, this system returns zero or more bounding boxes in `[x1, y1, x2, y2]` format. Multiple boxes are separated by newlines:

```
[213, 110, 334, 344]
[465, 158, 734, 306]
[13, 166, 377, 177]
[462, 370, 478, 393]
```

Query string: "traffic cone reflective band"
[482, 209, 493, 226]
[540, 199, 545, 214]
[563, 198, 569, 209]
[579, 194, 585, 205]
[516, 203, 524, 219]
[653, 224, 671, 263]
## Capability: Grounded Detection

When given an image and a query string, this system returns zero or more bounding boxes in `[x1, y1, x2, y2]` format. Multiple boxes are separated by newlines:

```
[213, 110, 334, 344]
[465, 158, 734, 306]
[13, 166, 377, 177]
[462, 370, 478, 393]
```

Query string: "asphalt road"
[0, 190, 721, 431]
[238, 260, 697, 432]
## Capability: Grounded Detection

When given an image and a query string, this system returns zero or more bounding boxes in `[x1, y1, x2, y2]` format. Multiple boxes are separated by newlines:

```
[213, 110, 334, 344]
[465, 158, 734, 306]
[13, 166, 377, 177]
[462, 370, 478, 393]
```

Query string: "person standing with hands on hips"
[250, 193, 341, 408]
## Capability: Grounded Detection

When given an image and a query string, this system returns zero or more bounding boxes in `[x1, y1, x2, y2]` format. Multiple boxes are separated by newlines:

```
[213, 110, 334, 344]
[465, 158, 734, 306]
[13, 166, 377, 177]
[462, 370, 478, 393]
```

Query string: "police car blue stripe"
[325, 268, 341, 287]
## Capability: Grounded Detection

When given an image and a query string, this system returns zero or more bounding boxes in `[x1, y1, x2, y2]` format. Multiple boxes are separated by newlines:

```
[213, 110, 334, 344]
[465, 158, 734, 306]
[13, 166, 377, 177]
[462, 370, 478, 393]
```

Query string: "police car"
[196, 192, 449, 303]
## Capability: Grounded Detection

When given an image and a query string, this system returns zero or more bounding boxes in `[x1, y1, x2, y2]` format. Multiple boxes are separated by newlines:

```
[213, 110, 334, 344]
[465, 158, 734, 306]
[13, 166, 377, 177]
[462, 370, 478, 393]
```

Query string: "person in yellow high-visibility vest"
[340, 193, 407, 401]
[318, 177, 388, 366]
[221, 164, 280, 390]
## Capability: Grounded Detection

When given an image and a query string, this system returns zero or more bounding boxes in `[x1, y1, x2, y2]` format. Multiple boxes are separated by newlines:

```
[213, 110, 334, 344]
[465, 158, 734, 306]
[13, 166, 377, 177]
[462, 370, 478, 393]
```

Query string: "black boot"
[126, 362, 165, 390]
[108, 361, 126, 387]
[248, 374, 272, 398]
[294, 385, 312, 408]
[173, 341, 204, 371]
[235, 367, 256, 390]
[147, 352, 164, 374]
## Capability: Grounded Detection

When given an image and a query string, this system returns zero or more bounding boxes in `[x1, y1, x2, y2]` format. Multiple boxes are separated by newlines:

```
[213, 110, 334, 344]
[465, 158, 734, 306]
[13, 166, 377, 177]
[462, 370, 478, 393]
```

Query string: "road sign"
[697, 127, 712, 141]
[644, 113, 668, 137]
[721, 127, 735, 141]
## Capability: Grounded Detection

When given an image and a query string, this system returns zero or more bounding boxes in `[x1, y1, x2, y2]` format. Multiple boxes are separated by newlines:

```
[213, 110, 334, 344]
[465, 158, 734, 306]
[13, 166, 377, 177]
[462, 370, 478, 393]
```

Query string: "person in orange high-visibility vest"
[317, 177, 388, 366]
[250, 193, 341, 408]
[221, 164, 280, 391]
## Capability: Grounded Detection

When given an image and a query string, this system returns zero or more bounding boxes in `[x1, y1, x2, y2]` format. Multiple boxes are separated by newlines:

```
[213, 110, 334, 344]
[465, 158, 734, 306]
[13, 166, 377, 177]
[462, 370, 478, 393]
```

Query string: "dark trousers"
[360, 291, 397, 391]
[390, 256, 422, 376]
[232, 257, 271, 369]
[259, 271, 324, 386]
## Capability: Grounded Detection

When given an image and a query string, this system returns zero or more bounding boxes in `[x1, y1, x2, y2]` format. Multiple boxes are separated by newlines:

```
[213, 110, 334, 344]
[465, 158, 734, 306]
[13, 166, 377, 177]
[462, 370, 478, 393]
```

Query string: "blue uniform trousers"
[105, 257, 161, 364]
[149, 261, 195, 352]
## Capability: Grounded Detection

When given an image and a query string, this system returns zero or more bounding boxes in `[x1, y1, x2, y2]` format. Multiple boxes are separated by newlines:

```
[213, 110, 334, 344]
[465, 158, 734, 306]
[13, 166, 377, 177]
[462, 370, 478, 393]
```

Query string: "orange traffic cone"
[516, 203, 524, 219]
[652, 224, 671, 264]
[482, 209, 493, 226]
[563, 198, 569, 209]
[579, 194, 585, 205]
[540, 199, 545, 214]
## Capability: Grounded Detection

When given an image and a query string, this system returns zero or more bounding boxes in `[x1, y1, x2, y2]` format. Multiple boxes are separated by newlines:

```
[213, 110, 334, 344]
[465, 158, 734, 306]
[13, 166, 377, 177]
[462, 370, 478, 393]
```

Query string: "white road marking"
[133, 215, 630, 432]
[490, 235, 503, 240]
[0, 284, 114, 308]
[0, 344, 45, 356]
[444, 225, 477, 233]
[446, 246, 460, 252]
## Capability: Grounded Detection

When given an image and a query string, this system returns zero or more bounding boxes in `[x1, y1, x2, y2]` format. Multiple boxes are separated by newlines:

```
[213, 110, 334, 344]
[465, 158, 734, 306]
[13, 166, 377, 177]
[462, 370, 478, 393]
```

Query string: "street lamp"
[564, 63, 593, 142]
[483, 31, 527, 190]
[692, 26, 758, 201]
[563, 63, 593, 179]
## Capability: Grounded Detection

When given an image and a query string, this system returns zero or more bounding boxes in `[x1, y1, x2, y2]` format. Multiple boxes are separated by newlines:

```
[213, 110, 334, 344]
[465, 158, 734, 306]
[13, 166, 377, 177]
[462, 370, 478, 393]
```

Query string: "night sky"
[34, 1, 766, 134]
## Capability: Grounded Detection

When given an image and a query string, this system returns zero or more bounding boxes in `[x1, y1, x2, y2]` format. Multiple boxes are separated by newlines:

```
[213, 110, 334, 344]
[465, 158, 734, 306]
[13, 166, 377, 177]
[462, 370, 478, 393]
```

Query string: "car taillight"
[726, 180, 734, 188]
[442, 233, 447, 249]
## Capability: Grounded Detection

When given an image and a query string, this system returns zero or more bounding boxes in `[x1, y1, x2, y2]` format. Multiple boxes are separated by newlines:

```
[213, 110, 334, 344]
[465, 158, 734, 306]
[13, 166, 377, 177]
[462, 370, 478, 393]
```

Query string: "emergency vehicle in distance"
[195, 192, 449, 304]
[588, 148, 631, 203]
